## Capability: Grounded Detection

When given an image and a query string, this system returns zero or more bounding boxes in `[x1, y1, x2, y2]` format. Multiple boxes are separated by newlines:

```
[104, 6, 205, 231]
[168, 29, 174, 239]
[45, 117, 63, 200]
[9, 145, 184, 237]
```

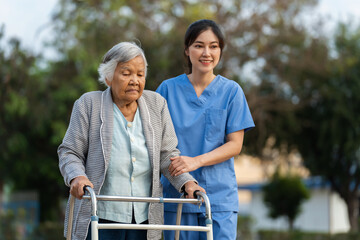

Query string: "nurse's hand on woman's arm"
[169, 130, 245, 176]
[168, 156, 200, 177]
[70, 176, 94, 199]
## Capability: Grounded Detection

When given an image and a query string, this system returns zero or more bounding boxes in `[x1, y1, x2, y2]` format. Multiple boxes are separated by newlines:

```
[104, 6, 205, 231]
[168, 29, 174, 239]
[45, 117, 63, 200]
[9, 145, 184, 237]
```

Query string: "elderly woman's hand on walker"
[69, 176, 94, 200]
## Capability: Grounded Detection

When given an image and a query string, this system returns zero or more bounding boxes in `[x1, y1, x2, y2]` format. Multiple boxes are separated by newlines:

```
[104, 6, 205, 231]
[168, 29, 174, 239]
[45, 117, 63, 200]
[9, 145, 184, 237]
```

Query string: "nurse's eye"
[122, 71, 130, 76]
[194, 44, 203, 48]
[210, 45, 219, 49]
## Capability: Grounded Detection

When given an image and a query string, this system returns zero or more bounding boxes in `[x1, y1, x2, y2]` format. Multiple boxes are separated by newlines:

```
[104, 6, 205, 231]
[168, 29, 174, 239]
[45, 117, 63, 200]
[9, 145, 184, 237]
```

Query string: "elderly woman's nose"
[129, 76, 139, 85]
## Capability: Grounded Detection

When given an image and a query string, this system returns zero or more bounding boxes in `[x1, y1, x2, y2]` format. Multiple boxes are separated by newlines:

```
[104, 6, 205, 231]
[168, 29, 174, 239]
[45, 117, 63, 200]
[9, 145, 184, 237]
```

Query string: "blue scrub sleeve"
[156, 82, 168, 99]
[225, 85, 255, 135]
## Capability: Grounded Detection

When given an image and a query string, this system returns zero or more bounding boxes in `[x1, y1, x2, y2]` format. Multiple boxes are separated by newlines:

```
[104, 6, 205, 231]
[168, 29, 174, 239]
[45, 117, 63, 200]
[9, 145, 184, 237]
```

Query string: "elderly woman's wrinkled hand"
[183, 181, 206, 199]
[70, 176, 94, 199]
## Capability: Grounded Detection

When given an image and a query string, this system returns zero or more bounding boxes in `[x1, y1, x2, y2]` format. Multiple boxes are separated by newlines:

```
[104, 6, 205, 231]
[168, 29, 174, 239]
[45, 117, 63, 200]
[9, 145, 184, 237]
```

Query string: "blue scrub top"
[156, 74, 255, 212]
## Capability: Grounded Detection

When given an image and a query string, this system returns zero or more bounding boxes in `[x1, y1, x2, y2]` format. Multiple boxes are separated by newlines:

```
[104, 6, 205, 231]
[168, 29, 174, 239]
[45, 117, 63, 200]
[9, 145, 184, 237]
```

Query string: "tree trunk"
[288, 217, 294, 232]
[346, 194, 359, 232]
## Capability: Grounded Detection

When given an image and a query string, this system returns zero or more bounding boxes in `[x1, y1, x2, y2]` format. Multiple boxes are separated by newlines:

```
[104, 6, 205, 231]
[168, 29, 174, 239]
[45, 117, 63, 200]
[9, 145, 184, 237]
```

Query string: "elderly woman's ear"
[105, 78, 111, 87]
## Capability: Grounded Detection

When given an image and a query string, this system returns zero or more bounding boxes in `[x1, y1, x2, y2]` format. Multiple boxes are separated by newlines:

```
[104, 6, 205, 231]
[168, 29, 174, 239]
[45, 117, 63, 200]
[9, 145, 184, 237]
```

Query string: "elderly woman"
[58, 42, 204, 240]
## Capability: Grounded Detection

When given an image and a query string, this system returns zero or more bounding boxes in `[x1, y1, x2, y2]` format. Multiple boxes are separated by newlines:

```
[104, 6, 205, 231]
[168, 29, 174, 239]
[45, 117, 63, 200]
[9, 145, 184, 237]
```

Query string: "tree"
[262, 171, 310, 230]
[221, 1, 360, 232]
[0, 32, 67, 221]
[248, 18, 360, 230]
[290, 23, 360, 231]
[221, 0, 323, 154]
[49, 0, 220, 91]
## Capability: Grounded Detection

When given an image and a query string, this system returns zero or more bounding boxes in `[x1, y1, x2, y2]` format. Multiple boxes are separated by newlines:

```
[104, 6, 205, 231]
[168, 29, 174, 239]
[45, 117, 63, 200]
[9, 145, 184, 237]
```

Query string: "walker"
[66, 186, 213, 240]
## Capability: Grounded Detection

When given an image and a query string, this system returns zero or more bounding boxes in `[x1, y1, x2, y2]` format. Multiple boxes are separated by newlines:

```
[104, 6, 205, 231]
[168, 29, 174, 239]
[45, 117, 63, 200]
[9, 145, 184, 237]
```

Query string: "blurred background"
[0, 0, 359, 239]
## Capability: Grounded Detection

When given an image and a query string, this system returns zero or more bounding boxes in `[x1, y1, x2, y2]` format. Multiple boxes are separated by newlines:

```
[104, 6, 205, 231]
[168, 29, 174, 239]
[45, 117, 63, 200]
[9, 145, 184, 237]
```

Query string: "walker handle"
[83, 185, 91, 195]
[193, 190, 200, 199]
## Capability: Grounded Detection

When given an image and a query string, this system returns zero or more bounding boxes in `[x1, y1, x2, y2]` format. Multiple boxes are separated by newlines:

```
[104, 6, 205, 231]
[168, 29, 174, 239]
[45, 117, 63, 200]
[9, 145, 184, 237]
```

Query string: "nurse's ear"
[185, 48, 189, 56]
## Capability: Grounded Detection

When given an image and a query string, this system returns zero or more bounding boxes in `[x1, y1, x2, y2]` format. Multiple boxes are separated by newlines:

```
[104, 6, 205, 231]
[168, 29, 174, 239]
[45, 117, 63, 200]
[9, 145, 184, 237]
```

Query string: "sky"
[0, 0, 58, 58]
[0, 0, 359, 59]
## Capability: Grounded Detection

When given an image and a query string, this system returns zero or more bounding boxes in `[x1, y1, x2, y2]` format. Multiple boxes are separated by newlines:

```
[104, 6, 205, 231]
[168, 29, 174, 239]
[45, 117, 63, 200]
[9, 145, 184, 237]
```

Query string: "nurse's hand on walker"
[70, 176, 94, 199]
[169, 156, 200, 177]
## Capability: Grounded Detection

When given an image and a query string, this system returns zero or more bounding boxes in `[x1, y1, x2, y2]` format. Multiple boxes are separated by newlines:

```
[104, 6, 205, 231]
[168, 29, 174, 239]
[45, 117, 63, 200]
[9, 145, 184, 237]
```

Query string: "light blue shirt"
[98, 104, 152, 223]
[157, 74, 255, 212]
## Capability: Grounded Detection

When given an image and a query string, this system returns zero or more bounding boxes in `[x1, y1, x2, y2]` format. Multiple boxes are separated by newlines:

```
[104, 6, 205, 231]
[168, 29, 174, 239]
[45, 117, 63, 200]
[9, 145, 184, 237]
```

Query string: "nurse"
[156, 19, 255, 239]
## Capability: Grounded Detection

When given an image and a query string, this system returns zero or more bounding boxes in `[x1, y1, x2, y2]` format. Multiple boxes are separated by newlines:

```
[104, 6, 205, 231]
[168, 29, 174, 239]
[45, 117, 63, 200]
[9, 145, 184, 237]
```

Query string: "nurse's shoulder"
[162, 73, 187, 86]
[217, 75, 245, 96]
[157, 74, 187, 97]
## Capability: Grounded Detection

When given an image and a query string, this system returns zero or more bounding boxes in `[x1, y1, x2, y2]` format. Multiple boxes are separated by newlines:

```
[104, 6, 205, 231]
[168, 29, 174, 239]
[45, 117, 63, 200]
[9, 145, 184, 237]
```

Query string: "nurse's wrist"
[195, 155, 206, 168]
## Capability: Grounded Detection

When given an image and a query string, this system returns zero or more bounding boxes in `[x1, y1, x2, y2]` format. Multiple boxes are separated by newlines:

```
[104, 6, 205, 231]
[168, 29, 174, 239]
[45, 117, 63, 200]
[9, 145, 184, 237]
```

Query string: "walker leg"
[174, 203, 183, 240]
[66, 196, 75, 240]
[91, 216, 99, 240]
[206, 222, 213, 240]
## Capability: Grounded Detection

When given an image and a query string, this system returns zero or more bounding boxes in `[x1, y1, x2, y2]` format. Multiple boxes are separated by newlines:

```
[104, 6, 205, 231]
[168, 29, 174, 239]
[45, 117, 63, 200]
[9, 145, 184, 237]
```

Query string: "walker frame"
[66, 186, 213, 240]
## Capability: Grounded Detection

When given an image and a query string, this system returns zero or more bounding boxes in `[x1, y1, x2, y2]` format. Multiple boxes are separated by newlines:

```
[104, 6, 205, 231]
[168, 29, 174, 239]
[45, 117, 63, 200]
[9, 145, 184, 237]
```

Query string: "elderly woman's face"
[106, 56, 146, 105]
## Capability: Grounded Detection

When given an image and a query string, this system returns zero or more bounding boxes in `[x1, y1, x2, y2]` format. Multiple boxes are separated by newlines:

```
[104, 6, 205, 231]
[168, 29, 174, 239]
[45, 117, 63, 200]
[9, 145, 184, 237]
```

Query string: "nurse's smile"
[200, 60, 212, 66]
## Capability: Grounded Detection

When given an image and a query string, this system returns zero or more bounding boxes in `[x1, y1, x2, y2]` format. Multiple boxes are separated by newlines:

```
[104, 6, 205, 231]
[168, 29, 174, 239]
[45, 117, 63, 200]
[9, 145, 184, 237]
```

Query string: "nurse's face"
[185, 29, 221, 74]
[106, 55, 146, 106]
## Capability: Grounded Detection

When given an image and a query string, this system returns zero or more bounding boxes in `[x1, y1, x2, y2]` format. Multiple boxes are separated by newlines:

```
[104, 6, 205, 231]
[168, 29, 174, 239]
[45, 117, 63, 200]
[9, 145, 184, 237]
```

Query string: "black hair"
[184, 19, 225, 74]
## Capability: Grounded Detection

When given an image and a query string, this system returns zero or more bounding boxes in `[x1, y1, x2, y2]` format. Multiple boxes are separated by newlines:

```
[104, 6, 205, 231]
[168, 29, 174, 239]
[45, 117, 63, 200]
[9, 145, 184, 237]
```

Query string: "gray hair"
[98, 42, 148, 86]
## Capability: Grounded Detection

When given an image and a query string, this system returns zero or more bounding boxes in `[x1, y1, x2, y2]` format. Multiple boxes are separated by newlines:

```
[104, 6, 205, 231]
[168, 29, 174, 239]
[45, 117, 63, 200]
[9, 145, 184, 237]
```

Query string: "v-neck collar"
[183, 74, 220, 106]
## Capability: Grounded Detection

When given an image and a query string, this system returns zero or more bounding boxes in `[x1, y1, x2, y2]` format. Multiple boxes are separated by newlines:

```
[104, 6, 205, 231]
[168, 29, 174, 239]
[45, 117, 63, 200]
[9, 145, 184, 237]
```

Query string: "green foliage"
[288, 23, 360, 230]
[262, 172, 310, 230]
[237, 215, 255, 240]
[234, 1, 360, 230]
[0, 33, 67, 222]
[28, 222, 64, 240]
[50, 0, 219, 91]
[0, 209, 17, 240]
[257, 230, 360, 240]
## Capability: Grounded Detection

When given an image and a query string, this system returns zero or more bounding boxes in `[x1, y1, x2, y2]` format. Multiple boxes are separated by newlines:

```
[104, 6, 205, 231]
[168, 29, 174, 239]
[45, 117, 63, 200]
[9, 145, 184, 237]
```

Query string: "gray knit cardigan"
[58, 88, 196, 240]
